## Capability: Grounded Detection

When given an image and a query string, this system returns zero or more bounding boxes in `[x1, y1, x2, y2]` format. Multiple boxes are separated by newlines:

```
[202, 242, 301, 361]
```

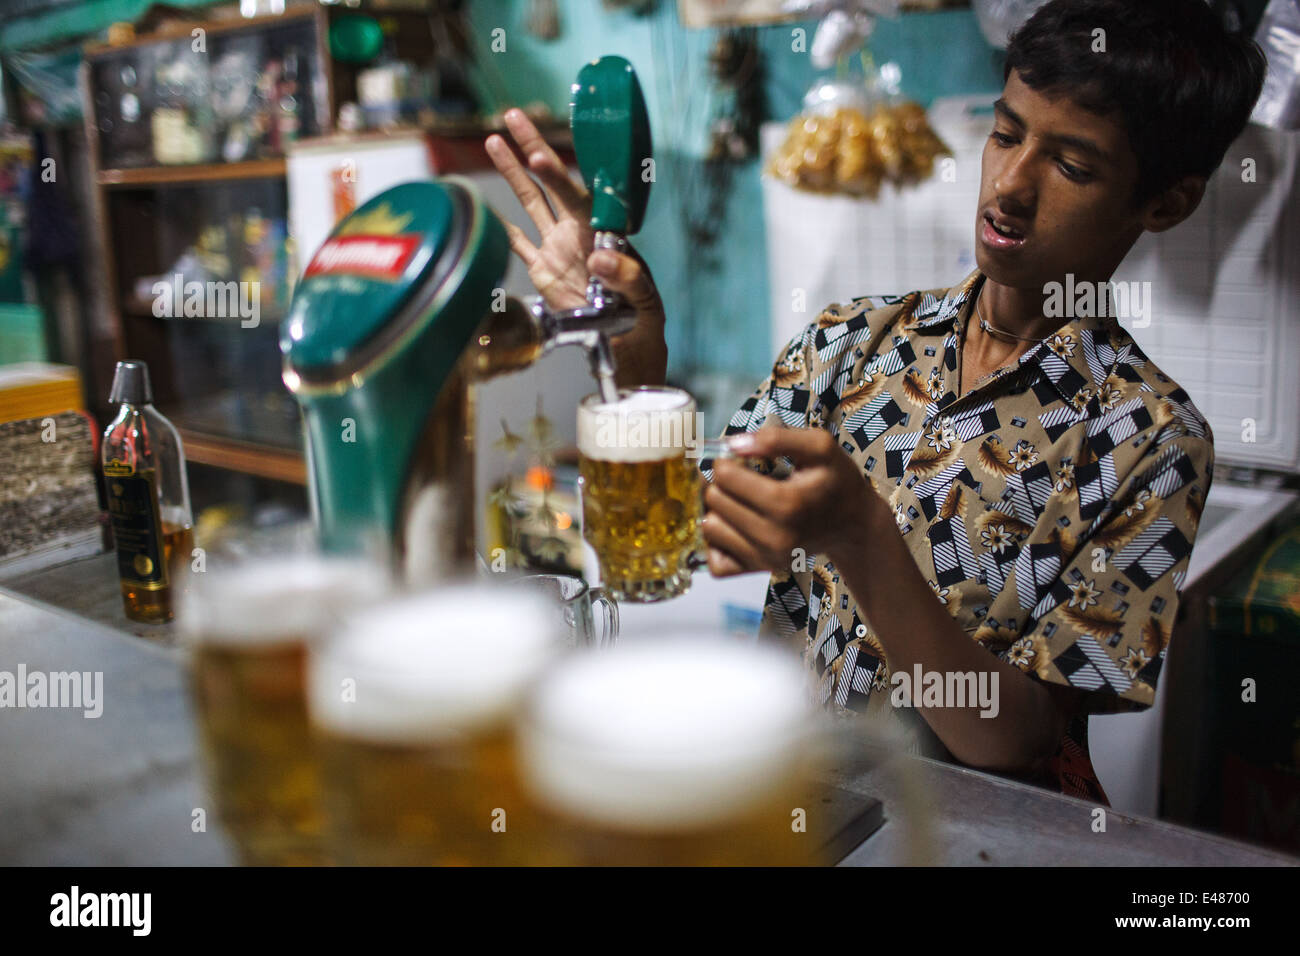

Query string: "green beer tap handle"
[570, 56, 653, 237]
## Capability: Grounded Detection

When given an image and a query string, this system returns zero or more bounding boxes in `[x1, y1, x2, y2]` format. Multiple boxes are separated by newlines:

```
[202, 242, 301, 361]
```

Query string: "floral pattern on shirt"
[718, 269, 1213, 802]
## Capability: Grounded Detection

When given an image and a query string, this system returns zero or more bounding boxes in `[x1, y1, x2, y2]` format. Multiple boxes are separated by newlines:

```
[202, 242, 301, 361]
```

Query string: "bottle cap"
[109, 360, 153, 405]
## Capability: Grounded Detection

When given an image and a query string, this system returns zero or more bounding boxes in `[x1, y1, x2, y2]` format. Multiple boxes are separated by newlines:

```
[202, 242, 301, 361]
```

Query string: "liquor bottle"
[102, 361, 195, 623]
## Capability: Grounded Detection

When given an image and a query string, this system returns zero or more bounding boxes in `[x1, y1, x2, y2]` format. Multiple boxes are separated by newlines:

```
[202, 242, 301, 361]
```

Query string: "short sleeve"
[716, 295, 897, 444]
[1004, 427, 1213, 714]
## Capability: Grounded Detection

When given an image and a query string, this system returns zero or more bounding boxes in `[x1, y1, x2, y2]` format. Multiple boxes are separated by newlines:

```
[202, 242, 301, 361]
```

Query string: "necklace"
[959, 288, 1039, 396]
[975, 292, 1045, 343]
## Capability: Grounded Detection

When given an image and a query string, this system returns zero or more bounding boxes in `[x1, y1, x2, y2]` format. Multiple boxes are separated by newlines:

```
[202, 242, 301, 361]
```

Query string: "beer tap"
[524, 55, 653, 403]
[281, 56, 655, 580]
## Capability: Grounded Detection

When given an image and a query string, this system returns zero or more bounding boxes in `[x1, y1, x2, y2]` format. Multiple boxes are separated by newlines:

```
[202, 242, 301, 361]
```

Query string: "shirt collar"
[905, 268, 1118, 406]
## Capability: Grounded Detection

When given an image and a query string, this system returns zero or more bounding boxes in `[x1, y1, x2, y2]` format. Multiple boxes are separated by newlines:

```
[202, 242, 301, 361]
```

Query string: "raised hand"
[485, 108, 595, 310]
[485, 108, 667, 386]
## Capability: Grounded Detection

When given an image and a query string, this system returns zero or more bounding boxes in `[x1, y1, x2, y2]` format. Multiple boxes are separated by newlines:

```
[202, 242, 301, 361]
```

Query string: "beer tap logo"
[304, 202, 421, 281]
[335, 203, 414, 236]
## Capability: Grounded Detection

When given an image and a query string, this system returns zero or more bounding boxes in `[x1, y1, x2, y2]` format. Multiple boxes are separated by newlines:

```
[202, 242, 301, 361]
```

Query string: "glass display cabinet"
[82, 6, 332, 486]
[79, 3, 570, 497]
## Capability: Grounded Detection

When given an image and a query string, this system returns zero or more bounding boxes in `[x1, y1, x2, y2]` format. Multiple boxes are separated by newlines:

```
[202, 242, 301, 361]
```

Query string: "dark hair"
[1004, 0, 1267, 204]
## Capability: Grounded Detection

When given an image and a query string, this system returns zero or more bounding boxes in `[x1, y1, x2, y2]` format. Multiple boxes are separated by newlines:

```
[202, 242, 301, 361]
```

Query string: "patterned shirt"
[721, 268, 1213, 802]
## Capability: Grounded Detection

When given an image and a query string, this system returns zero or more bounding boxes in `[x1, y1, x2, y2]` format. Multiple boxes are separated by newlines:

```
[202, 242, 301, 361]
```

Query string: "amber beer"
[308, 586, 561, 866]
[518, 638, 825, 866]
[181, 557, 389, 866]
[577, 387, 703, 603]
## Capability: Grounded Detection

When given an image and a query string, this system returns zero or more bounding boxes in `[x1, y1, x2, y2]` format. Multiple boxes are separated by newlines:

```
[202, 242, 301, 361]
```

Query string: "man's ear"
[1140, 175, 1207, 234]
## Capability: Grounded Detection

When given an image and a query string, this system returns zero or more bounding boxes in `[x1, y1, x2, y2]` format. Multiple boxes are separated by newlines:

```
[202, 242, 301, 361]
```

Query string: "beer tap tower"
[281, 57, 653, 580]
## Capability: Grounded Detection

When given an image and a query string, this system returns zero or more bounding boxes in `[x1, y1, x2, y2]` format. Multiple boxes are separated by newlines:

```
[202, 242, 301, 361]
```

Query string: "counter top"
[0, 560, 1294, 867]
[1, 552, 176, 646]
[0, 589, 229, 865]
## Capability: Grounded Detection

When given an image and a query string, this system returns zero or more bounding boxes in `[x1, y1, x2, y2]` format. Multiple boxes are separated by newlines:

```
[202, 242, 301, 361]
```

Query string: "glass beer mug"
[507, 573, 619, 649]
[516, 637, 827, 865]
[181, 555, 391, 865]
[308, 585, 562, 865]
[576, 386, 706, 603]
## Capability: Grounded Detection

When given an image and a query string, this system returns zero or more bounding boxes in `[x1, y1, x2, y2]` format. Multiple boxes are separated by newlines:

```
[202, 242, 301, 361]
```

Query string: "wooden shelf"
[98, 158, 287, 188]
[178, 429, 306, 486]
[84, 6, 318, 58]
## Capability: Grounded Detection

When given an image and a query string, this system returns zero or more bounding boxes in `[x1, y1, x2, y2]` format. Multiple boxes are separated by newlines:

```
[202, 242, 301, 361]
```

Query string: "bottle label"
[104, 463, 168, 590]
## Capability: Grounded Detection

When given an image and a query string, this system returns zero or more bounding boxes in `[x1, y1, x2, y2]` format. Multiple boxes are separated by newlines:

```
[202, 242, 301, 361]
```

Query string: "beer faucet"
[281, 56, 653, 581]
[525, 55, 654, 402]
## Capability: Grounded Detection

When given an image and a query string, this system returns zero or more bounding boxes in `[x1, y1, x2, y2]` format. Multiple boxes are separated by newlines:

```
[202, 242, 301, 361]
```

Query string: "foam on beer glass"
[518, 638, 826, 865]
[577, 387, 704, 603]
[181, 555, 391, 866]
[308, 585, 562, 865]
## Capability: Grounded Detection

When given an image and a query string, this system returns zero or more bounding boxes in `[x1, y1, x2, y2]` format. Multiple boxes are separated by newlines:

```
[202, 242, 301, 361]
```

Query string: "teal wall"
[465, 2, 1003, 407]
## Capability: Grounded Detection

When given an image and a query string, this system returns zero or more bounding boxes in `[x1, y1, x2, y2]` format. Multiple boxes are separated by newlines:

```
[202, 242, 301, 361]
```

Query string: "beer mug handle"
[697, 436, 793, 479]
[588, 587, 619, 649]
[689, 439, 730, 574]
[691, 436, 750, 573]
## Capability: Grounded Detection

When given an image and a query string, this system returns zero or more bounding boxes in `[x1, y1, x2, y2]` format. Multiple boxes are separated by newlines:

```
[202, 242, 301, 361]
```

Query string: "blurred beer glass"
[507, 573, 618, 649]
[181, 555, 390, 865]
[308, 586, 561, 865]
[577, 387, 704, 603]
[518, 637, 826, 865]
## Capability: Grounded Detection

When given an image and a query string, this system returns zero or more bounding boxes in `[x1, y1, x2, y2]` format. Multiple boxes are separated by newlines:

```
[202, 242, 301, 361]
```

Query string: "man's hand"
[485, 108, 667, 386]
[703, 426, 888, 577]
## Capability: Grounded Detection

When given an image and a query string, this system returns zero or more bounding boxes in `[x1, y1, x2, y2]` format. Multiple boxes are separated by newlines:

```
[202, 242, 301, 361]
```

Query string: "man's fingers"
[502, 108, 559, 163]
[502, 219, 539, 269]
[728, 424, 835, 467]
[710, 458, 786, 516]
[485, 132, 557, 234]
[704, 484, 790, 561]
[701, 513, 767, 574]
[587, 251, 660, 310]
[502, 109, 588, 215]
[528, 150, 590, 222]
[707, 546, 748, 579]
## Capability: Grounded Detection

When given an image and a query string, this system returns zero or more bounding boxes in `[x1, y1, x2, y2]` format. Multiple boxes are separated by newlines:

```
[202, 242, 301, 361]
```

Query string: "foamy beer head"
[308, 585, 563, 865]
[577, 386, 697, 463]
[518, 638, 821, 864]
[577, 387, 703, 603]
[180, 555, 391, 646]
[309, 586, 561, 743]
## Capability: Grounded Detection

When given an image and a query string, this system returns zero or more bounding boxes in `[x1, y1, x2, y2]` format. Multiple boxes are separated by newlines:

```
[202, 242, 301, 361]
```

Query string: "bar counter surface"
[0, 556, 1294, 867]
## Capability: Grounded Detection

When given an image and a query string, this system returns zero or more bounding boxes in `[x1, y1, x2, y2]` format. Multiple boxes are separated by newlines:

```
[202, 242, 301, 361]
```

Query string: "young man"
[486, 0, 1265, 801]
